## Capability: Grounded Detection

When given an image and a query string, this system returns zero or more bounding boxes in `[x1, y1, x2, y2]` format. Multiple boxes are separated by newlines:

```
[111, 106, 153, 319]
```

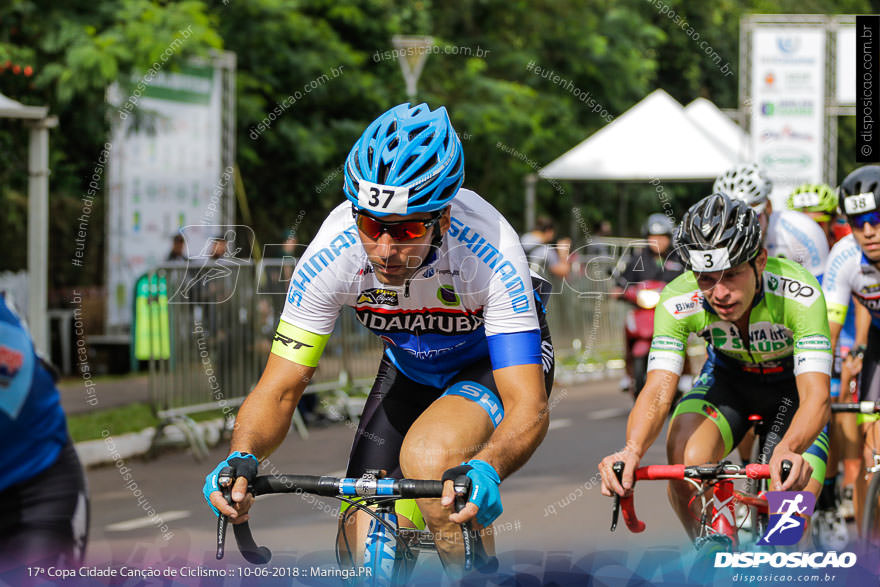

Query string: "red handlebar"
[618, 494, 646, 533]
[616, 463, 772, 533]
[634, 464, 685, 480]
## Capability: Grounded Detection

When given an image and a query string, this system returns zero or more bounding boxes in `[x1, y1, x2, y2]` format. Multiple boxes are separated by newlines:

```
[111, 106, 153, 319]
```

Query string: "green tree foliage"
[0, 0, 221, 286]
[0, 0, 871, 290]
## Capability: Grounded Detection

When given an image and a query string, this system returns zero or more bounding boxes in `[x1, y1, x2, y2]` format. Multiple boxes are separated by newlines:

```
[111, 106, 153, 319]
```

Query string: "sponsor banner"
[751, 27, 826, 209]
[106, 63, 226, 327]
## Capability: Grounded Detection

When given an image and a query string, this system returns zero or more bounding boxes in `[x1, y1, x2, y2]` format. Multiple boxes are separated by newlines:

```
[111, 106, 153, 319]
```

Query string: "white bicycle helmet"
[713, 163, 772, 214]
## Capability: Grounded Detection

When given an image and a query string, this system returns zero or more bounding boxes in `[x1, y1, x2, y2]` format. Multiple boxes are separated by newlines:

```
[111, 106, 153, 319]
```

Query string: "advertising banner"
[750, 27, 826, 207]
[105, 64, 225, 328]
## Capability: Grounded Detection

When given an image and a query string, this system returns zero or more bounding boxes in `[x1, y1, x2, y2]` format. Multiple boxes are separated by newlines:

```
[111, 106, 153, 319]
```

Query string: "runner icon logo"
[758, 491, 815, 546]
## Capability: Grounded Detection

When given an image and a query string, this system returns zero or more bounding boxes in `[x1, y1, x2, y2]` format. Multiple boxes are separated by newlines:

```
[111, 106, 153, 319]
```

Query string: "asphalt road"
[67, 376, 872, 585]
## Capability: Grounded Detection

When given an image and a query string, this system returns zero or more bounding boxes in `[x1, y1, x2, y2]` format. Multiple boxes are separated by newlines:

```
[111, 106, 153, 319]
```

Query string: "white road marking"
[548, 418, 572, 430]
[588, 408, 630, 420]
[92, 490, 136, 501]
[105, 510, 190, 531]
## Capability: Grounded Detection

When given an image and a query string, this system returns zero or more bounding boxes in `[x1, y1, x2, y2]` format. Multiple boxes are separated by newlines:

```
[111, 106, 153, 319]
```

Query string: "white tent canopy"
[0, 91, 47, 119]
[539, 89, 742, 181]
[684, 97, 751, 162]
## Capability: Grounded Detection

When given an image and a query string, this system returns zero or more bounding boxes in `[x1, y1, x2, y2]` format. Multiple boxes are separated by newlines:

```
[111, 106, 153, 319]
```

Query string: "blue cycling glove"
[203, 451, 258, 516]
[442, 459, 502, 526]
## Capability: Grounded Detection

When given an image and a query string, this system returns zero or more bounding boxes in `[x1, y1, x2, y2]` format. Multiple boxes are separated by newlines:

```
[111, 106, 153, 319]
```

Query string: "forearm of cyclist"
[772, 372, 830, 489]
[230, 354, 315, 459]
[599, 369, 679, 496]
[471, 363, 548, 480]
[855, 299, 871, 346]
[828, 320, 843, 359]
[626, 369, 680, 457]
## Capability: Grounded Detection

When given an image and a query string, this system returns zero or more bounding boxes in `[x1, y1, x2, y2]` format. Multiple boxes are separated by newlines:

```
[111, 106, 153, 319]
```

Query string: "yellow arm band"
[270, 320, 330, 367]
[827, 302, 848, 326]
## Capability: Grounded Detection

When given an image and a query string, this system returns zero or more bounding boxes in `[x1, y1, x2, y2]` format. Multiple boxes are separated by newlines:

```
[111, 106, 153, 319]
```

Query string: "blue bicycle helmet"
[343, 103, 464, 217]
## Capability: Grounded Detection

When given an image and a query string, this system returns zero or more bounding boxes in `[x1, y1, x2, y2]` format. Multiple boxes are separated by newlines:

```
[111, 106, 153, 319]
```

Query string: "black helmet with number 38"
[839, 165, 880, 217]
[674, 192, 763, 272]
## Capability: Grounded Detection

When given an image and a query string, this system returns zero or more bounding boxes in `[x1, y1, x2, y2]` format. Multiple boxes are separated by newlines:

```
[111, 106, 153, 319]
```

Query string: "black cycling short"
[670, 357, 829, 483]
[345, 304, 554, 480]
[858, 324, 880, 403]
[0, 441, 89, 570]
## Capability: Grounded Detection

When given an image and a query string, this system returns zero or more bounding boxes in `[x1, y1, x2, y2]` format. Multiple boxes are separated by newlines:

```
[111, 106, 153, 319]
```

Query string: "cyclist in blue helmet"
[204, 103, 555, 575]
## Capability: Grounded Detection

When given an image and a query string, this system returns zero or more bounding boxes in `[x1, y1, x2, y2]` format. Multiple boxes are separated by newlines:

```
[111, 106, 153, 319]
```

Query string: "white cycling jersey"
[822, 234, 880, 327]
[765, 210, 829, 279]
[277, 189, 546, 387]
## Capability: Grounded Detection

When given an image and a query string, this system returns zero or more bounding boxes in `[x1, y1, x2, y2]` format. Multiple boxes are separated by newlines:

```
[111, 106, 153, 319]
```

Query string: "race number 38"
[358, 180, 409, 214]
[844, 192, 877, 215]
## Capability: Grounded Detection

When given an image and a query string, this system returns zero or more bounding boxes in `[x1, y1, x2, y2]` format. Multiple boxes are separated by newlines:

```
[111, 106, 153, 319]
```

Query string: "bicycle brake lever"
[611, 462, 624, 531]
[780, 459, 792, 485]
[451, 474, 497, 574]
[216, 467, 234, 560]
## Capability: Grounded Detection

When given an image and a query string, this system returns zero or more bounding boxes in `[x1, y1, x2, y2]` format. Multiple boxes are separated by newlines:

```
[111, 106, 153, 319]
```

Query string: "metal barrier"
[543, 252, 628, 376]
[144, 252, 633, 457]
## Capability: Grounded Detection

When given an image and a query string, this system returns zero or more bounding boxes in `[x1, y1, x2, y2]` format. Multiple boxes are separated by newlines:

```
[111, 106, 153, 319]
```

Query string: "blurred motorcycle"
[622, 280, 665, 399]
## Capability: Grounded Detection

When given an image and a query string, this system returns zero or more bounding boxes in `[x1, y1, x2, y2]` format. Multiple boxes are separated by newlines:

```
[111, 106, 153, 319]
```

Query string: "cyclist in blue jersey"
[203, 103, 554, 574]
[0, 296, 88, 571]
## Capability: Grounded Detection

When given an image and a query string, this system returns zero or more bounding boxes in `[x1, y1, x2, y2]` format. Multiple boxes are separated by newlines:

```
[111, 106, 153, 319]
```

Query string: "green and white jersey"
[648, 257, 833, 378]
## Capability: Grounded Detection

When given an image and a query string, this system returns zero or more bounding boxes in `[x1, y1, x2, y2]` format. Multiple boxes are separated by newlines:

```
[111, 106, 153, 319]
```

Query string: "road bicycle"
[610, 460, 792, 552]
[215, 468, 494, 585]
[831, 400, 880, 556]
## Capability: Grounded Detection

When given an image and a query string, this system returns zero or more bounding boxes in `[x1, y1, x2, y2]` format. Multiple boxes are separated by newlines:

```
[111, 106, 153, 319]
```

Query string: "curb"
[75, 418, 226, 467]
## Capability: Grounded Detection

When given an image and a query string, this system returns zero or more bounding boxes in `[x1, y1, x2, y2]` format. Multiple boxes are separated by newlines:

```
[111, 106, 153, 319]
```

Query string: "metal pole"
[222, 52, 237, 228]
[26, 117, 56, 353]
[524, 173, 537, 231]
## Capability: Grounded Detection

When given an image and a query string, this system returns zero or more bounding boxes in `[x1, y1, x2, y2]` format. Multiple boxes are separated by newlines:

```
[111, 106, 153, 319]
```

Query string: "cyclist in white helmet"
[714, 163, 829, 280]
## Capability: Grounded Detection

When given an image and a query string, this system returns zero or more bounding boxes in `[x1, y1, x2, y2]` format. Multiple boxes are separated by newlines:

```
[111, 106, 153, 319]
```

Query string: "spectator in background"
[614, 213, 682, 289]
[166, 233, 187, 261]
[520, 217, 571, 279]
[280, 230, 299, 283]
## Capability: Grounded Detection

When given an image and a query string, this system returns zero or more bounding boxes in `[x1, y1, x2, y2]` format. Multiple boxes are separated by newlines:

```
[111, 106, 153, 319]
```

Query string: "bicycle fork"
[363, 502, 401, 586]
[702, 479, 739, 548]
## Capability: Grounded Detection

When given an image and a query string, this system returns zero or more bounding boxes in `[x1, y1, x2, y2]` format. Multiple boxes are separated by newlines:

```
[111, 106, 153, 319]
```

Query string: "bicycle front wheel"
[861, 469, 880, 556]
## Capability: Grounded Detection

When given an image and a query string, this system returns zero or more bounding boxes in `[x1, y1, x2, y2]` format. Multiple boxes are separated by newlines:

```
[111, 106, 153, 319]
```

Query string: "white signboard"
[750, 27, 826, 207]
[836, 25, 856, 105]
[106, 64, 224, 328]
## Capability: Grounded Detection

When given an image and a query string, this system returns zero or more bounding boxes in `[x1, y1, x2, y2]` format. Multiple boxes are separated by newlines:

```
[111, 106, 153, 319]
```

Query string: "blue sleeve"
[487, 329, 542, 370]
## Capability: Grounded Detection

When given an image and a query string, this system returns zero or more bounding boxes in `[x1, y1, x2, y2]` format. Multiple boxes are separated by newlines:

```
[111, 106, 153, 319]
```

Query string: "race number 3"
[357, 180, 409, 214]
[688, 247, 731, 272]
[844, 192, 877, 215]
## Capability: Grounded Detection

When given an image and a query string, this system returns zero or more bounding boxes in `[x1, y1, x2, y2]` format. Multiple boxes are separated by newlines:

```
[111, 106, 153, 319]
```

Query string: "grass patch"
[67, 404, 239, 442]
[190, 408, 235, 422]
[67, 402, 158, 442]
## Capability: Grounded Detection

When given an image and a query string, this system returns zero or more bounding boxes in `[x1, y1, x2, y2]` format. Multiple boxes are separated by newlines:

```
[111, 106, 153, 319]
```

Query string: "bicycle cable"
[332, 496, 419, 570]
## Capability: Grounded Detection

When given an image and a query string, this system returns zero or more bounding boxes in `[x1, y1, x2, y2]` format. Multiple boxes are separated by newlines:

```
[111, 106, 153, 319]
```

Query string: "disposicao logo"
[759, 491, 814, 546]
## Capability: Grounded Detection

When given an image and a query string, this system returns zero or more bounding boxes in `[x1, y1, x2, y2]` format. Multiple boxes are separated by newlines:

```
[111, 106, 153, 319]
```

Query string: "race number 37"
[358, 180, 409, 214]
